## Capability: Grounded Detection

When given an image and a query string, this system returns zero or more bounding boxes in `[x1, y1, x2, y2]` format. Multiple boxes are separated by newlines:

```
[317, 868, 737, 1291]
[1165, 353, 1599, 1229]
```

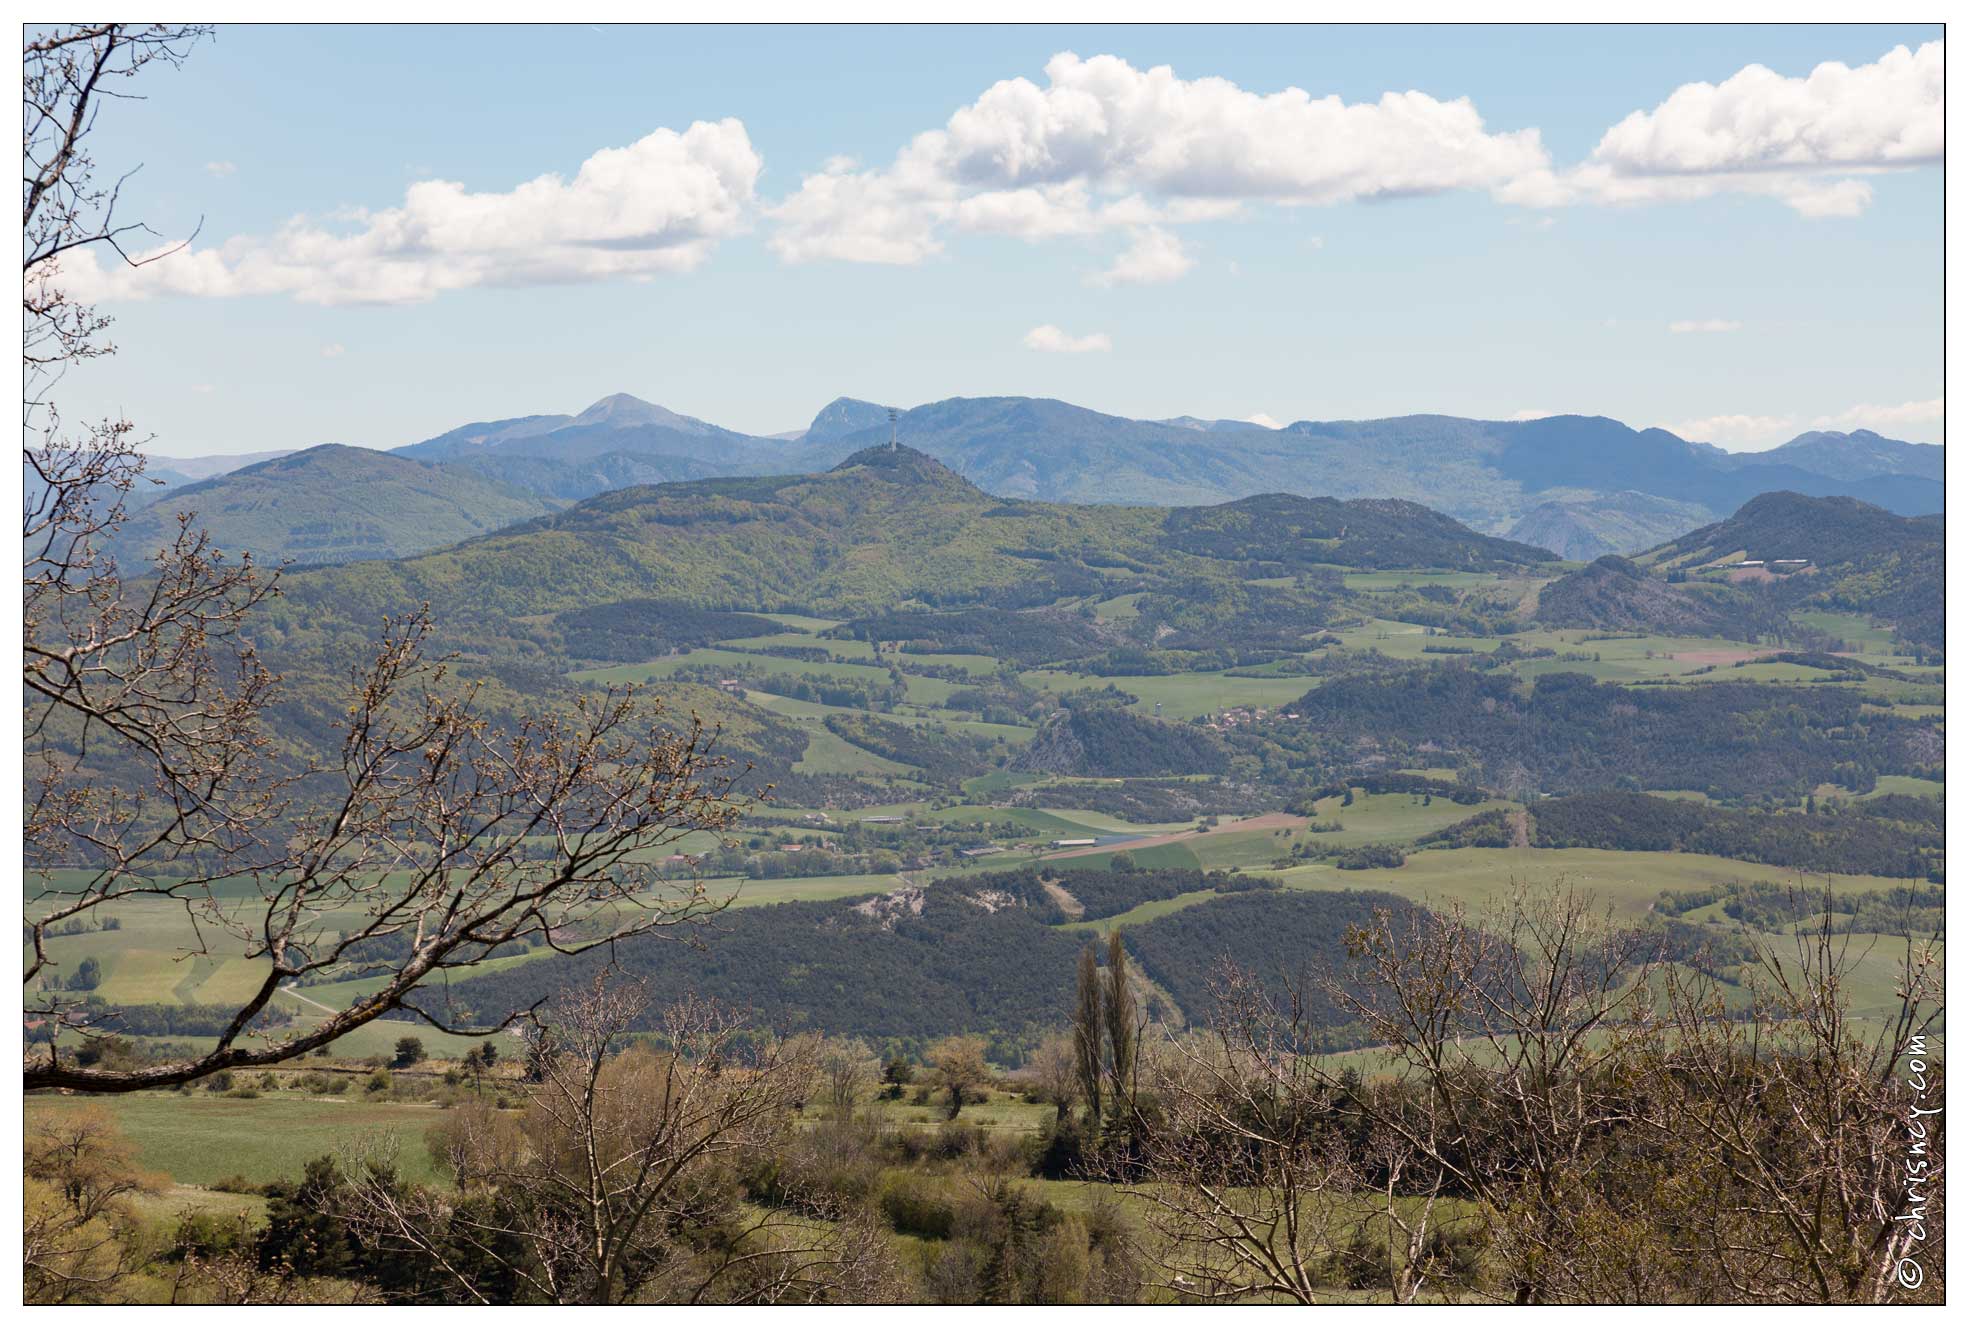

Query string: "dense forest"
[443, 870, 1408, 1057]
[1452, 789, 1948, 880]
[554, 599, 783, 663]
[839, 608, 1110, 667]
[1016, 692, 1233, 778]
[1269, 668, 1940, 799]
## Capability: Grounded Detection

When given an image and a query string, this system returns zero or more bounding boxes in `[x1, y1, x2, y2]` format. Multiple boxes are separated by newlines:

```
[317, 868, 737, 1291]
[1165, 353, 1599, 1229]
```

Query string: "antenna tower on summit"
[888, 407, 899, 451]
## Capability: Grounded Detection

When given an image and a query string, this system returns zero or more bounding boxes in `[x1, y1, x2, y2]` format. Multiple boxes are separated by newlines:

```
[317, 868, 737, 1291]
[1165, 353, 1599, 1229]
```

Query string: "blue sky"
[55, 23, 1942, 456]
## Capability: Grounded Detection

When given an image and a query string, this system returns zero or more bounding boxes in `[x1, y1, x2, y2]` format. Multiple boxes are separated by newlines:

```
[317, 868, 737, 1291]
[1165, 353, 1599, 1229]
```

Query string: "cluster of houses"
[1205, 705, 1301, 731]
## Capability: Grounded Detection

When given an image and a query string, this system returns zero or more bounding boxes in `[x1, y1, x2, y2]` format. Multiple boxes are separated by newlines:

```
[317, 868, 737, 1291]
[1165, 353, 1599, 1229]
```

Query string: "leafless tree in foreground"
[1328, 884, 1943, 1303]
[816, 1036, 881, 1117]
[23, 24, 750, 1091]
[1123, 968, 1468, 1304]
[1327, 885, 1662, 1302]
[1637, 916, 1945, 1303]
[1130, 884, 1942, 1304]
[339, 976, 898, 1304]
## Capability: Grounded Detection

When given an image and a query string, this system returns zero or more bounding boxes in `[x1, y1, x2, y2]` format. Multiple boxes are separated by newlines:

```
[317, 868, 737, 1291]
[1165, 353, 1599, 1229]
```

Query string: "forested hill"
[1640, 491, 1941, 571]
[1161, 492, 1554, 571]
[1534, 555, 1786, 638]
[1635, 492, 1944, 650]
[106, 444, 553, 565]
[265, 444, 1557, 642]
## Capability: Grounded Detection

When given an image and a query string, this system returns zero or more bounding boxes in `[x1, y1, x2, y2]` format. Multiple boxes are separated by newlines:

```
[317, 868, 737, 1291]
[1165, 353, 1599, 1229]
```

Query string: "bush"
[880, 1174, 956, 1239]
[1035, 1116, 1089, 1180]
[170, 1211, 252, 1263]
[931, 1120, 987, 1160]
[1334, 842, 1407, 870]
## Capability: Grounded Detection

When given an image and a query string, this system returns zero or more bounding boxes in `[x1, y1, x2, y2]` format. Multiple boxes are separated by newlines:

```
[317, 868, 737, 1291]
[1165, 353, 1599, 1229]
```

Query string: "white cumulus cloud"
[1023, 324, 1112, 354]
[1668, 318, 1742, 334]
[64, 120, 762, 305]
[1509, 42, 1941, 218]
[320, 342, 346, 358]
[1089, 226, 1195, 286]
[204, 160, 236, 177]
[770, 52, 1551, 267]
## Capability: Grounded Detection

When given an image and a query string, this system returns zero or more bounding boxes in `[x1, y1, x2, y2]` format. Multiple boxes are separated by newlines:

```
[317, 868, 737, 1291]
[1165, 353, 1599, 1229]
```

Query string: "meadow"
[26, 1091, 452, 1187]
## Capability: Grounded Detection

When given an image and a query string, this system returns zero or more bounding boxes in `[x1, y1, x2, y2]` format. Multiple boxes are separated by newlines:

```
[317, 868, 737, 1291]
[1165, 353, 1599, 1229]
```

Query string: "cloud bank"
[55, 42, 1941, 306]
[62, 120, 761, 305]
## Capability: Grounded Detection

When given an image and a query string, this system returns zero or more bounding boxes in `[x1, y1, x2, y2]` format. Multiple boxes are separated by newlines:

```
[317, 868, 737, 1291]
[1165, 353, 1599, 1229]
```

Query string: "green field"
[573, 647, 895, 689]
[1293, 791, 1515, 851]
[1019, 667, 1314, 718]
[26, 1092, 452, 1187]
[793, 724, 918, 777]
[1266, 846, 1917, 919]
[1341, 570, 1505, 591]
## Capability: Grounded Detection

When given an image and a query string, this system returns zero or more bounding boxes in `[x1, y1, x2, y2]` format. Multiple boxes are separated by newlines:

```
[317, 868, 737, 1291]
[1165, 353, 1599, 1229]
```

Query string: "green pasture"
[1058, 888, 1220, 930]
[793, 725, 917, 777]
[1296, 791, 1517, 851]
[1342, 569, 1504, 592]
[1790, 611, 1899, 654]
[1861, 775, 1945, 799]
[1019, 668, 1313, 718]
[1263, 846, 1920, 920]
[1045, 842, 1202, 874]
[895, 650, 1003, 674]
[1091, 591, 1147, 622]
[573, 647, 894, 689]
[753, 612, 843, 634]
[25, 1093, 450, 1188]
[719, 631, 879, 660]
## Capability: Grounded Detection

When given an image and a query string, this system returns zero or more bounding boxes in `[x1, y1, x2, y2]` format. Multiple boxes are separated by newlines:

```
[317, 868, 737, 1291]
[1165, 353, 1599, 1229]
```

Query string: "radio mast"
[888, 406, 899, 451]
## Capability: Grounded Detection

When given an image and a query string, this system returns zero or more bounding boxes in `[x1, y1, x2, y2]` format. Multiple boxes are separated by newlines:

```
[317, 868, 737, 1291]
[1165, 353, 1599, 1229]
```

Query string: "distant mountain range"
[121, 392, 1941, 568]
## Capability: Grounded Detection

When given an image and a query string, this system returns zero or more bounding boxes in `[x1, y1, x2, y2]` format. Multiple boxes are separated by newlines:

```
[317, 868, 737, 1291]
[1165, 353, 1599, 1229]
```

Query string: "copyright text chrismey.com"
[1895, 1032, 1939, 1293]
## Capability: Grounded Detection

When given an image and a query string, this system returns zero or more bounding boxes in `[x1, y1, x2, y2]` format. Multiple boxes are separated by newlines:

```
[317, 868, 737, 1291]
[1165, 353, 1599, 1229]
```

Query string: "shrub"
[880, 1174, 957, 1239]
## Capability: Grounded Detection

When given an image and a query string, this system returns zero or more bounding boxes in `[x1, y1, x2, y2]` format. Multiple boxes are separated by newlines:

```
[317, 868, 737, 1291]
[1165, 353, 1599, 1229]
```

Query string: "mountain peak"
[806, 397, 898, 444]
[829, 442, 968, 487]
[572, 393, 715, 434]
